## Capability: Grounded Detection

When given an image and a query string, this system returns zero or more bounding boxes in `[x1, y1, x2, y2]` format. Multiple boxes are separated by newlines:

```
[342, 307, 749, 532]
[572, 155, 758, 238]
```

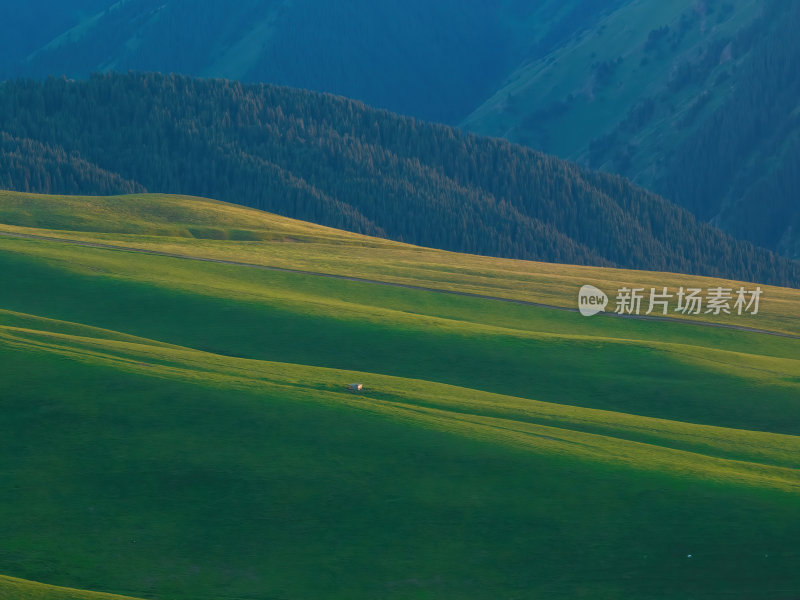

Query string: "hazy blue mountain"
[3, 0, 499, 124]
[0, 1, 631, 124]
[0, 1, 116, 72]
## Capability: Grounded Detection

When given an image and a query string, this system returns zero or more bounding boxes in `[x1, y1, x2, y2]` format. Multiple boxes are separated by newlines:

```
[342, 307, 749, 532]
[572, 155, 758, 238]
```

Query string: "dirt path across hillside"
[2, 230, 798, 340]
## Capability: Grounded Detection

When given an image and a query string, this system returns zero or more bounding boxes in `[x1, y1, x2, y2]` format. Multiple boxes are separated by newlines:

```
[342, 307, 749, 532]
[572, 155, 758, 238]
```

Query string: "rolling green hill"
[0, 575, 144, 600]
[1, 191, 799, 599]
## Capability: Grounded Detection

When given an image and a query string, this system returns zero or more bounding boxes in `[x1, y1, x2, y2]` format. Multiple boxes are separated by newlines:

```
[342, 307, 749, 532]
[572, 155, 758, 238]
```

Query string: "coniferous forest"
[1, 72, 797, 286]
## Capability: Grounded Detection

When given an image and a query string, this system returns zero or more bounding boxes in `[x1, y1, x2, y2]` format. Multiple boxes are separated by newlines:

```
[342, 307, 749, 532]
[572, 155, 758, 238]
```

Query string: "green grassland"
[1, 192, 799, 599]
[2, 191, 798, 335]
[0, 575, 144, 600]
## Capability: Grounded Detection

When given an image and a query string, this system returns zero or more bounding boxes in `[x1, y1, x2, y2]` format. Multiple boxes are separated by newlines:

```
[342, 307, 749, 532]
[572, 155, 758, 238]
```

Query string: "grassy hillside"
[1, 192, 799, 599]
[0, 575, 143, 600]
[2, 191, 798, 335]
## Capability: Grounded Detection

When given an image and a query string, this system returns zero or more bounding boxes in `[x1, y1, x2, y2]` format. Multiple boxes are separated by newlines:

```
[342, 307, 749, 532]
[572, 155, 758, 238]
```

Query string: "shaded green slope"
[2, 191, 799, 335]
[1, 236, 798, 435]
[0, 575, 143, 600]
[2, 317, 800, 600]
[1, 194, 798, 599]
[3, 319, 799, 483]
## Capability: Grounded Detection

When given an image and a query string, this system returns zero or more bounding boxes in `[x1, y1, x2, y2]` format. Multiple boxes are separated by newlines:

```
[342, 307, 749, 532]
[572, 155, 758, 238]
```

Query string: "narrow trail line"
[2, 230, 798, 340]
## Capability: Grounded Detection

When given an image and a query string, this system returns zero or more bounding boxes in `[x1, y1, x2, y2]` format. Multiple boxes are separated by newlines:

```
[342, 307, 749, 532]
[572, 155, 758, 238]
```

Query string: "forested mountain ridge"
[0, 73, 797, 286]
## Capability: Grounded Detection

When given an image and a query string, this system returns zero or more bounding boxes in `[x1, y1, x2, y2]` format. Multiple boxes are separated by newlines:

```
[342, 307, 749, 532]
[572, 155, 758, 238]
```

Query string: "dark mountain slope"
[466, 0, 800, 258]
[0, 72, 796, 286]
[0, 132, 144, 196]
[661, 2, 800, 258]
